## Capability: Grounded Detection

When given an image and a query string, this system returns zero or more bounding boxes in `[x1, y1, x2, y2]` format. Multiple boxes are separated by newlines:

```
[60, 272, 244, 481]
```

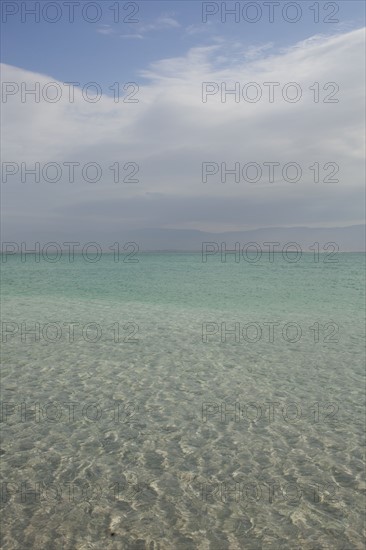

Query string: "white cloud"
[120, 33, 144, 40]
[96, 24, 115, 36]
[120, 13, 181, 39]
[244, 42, 274, 59]
[139, 15, 180, 32]
[96, 14, 180, 40]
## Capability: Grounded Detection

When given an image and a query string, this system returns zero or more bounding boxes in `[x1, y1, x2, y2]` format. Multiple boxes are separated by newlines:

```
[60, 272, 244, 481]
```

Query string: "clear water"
[1, 253, 365, 549]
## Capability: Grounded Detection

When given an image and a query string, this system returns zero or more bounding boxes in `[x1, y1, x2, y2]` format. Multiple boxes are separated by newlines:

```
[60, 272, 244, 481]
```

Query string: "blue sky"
[1, 2, 365, 244]
[2, 1, 365, 89]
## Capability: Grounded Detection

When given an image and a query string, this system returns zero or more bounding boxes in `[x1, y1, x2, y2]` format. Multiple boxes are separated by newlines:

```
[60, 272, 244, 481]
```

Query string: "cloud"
[1, 27, 365, 240]
[120, 33, 144, 40]
[244, 42, 274, 59]
[139, 15, 180, 32]
[185, 21, 214, 35]
[119, 13, 180, 39]
[96, 24, 115, 36]
[96, 14, 180, 40]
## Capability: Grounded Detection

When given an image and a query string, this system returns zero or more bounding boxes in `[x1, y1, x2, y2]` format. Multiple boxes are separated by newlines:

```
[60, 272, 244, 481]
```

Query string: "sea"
[1, 251, 365, 549]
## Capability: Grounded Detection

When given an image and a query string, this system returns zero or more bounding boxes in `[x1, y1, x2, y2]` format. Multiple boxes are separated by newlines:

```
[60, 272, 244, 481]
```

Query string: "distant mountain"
[2, 225, 364, 253]
[105, 225, 365, 252]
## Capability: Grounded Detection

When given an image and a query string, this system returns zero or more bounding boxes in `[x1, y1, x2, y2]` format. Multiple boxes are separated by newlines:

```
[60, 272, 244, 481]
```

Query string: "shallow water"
[1, 253, 365, 549]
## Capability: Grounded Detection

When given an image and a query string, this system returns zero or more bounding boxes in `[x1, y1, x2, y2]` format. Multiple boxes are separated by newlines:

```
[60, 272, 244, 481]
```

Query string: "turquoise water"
[1, 253, 365, 549]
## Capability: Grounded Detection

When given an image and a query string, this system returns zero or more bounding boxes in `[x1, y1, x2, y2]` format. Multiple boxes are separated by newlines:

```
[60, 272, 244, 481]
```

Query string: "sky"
[1, 1, 365, 245]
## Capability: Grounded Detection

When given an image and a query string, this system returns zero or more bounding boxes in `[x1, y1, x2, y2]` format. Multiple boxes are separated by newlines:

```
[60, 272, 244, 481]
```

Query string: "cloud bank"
[1, 27, 365, 243]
